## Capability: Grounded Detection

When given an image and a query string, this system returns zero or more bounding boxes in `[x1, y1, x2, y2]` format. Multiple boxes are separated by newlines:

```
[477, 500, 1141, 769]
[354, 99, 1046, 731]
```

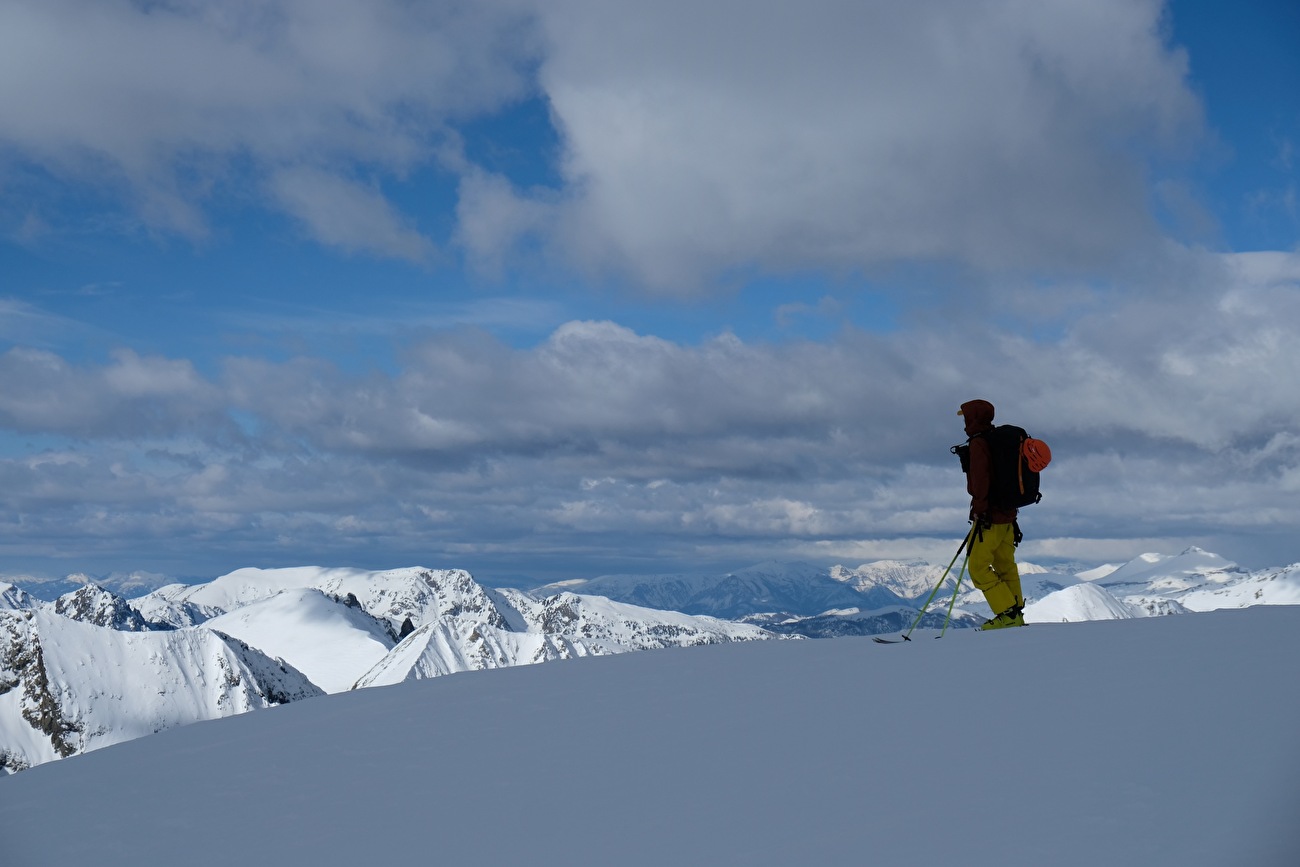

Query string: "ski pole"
[938, 549, 970, 637]
[898, 525, 975, 641]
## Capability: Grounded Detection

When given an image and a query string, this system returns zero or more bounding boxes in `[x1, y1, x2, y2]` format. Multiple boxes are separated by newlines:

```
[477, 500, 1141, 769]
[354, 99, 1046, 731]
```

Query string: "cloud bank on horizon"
[0, 0, 1298, 581]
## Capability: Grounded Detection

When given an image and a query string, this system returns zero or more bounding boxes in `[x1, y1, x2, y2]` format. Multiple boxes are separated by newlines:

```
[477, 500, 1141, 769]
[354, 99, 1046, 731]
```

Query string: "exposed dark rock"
[52, 584, 156, 631]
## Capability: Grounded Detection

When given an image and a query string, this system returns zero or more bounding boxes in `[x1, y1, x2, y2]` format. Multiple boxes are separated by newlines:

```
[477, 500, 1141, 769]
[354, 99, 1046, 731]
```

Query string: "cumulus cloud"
[3, 252, 1297, 576]
[3, 0, 1203, 288]
[0, 0, 534, 241]
[269, 167, 435, 261]
[461, 0, 1203, 290]
[218, 252, 1300, 472]
[0, 348, 226, 437]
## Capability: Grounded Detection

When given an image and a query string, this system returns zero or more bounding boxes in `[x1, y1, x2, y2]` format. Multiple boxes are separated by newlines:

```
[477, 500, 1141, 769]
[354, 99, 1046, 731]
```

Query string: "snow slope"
[0, 583, 34, 611]
[1, 607, 1296, 867]
[0, 609, 321, 774]
[1025, 582, 1136, 622]
[200, 589, 398, 693]
[355, 620, 607, 687]
[137, 565, 374, 615]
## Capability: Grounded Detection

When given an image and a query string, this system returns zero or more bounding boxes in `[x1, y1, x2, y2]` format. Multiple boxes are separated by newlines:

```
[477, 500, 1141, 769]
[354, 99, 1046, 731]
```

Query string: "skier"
[958, 399, 1025, 629]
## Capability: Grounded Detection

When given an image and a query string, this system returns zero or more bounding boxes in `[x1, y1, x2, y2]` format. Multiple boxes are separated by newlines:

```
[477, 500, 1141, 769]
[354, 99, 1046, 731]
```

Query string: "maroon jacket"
[960, 399, 1018, 525]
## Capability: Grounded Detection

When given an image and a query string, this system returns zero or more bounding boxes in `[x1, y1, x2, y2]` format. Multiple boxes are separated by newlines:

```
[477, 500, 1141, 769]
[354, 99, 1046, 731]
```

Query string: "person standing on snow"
[958, 399, 1025, 630]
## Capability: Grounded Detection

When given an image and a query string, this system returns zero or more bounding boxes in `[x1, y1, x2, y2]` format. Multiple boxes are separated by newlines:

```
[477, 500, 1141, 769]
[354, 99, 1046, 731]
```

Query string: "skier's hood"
[958, 399, 995, 436]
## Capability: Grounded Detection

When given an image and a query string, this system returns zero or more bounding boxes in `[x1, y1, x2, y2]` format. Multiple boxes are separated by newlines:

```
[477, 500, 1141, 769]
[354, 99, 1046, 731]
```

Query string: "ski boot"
[981, 605, 1025, 630]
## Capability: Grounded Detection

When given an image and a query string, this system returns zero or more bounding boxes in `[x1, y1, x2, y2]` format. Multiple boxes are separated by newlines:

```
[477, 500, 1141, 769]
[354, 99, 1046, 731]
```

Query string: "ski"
[873, 633, 956, 643]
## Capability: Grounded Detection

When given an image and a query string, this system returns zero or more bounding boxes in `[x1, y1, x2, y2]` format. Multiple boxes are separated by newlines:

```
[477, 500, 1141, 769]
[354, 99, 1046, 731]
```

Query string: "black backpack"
[951, 425, 1048, 510]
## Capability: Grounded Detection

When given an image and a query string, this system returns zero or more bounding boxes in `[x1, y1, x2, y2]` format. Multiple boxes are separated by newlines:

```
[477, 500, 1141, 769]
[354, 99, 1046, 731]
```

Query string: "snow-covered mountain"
[4, 547, 1298, 775]
[51, 584, 157, 632]
[491, 587, 772, 647]
[3, 606, 1297, 867]
[0, 583, 35, 611]
[201, 588, 401, 694]
[355, 620, 605, 688]
[355, 587, 772, 687]
[1, 566, 775, 772]
[0, 608, 321, 774]
[167, 567, 771, 692]
[1024, 582, 1138, 622]
[1084, 546, 1300, 612]
[830, 559, 948, 602]
[1017, 547, 1300, 623]
[136, 565, 509, 634]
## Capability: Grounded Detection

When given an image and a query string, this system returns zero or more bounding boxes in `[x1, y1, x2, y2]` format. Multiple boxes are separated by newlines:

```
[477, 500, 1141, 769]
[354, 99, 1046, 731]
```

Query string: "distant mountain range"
[2, 548, 1297, 774]
[535, 559, 946, 619]
[547, 547, 1300, 635]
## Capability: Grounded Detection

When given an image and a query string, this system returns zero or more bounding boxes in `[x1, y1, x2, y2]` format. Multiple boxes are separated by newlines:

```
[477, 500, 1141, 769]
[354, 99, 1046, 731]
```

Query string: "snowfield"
[201, 588, 398, 693]
[1, 606, 1296, 867]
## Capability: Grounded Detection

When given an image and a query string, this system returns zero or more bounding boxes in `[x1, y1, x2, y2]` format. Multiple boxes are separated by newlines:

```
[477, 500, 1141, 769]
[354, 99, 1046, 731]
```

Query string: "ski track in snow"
[1, 607, 1298, 867]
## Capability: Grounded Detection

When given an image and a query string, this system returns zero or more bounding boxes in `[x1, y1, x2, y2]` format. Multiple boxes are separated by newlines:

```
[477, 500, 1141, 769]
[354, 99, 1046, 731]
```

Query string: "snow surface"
[354, 619, 606, 687]
[1093, 546, 1243, 592]
[1, 606, 1296, 867]
[0, 609, 321, 772]
[1076, 562, 1122, 581]
[1024, 582, 1136, 622]
[0, 583, 34, 611]
[200, 588, 397, 693]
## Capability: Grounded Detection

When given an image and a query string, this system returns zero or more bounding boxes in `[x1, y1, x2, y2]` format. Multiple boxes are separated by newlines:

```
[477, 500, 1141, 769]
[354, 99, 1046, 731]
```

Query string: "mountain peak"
[53, 584, 154, 632]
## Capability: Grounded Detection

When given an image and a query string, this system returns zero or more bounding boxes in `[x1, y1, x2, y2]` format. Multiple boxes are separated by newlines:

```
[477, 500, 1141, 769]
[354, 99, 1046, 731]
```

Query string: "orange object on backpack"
[1022, 437, 1051, 473]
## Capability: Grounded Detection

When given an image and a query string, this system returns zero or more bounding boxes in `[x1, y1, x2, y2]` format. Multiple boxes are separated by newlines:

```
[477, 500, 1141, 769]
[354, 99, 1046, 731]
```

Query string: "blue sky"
[1, 0, 1298, 587]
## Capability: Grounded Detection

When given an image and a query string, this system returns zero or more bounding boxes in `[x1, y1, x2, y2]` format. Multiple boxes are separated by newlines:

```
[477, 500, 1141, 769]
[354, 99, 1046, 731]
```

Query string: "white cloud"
[0, 347, 224, 437]
[0, 0, 534, 241]
[269, 167, 435, 261]
[3, 0, 1205, 286]
[454, 168, 556, 277]
[4, 250, 1297, 575]
[461, 0, 1203, 290]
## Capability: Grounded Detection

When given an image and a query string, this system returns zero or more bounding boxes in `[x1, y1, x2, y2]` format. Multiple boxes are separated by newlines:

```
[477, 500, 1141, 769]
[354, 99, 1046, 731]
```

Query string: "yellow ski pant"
[968, 522, 1023, 616]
